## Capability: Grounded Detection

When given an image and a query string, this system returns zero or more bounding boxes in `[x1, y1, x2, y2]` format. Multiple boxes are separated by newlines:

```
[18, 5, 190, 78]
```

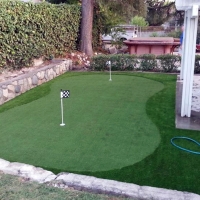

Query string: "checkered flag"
[60, 90, 70, 98]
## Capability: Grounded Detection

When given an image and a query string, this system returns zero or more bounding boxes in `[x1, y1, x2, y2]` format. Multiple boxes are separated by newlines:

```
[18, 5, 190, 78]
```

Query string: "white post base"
[60, 123, 65, 126]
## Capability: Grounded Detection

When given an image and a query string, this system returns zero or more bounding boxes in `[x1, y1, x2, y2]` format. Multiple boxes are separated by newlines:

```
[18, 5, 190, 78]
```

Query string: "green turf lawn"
[0, 72, 200, 195]
[0, 73, 163, 172]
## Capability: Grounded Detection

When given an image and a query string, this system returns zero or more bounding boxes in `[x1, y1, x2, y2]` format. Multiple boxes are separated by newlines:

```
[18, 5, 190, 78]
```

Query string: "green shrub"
[150, 32, 159, 37]
[166, 30, 182, 38]
[0, 1, 80, 70]
[194, 55, 200, 74]
[90, 54, 183, 73]
[109, 54, 138, 71]
[131, 16, 148, 27]
[90, 55, 110, 71]
[157, 54, 181, 72]
[90, 54, 138, 71]
[139, 54, 157, 71]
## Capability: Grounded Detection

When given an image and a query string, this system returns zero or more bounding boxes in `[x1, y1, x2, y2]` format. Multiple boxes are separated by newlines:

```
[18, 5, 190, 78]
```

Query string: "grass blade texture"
[0, 73, 162, 172]
[0, 72, 200, 195]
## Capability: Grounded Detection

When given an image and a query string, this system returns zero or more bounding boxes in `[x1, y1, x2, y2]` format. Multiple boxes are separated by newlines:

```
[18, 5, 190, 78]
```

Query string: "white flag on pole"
[106, 61, 112, 81]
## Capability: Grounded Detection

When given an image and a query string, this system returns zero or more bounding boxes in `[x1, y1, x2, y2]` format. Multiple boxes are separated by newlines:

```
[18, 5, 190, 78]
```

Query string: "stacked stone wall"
[0, 59, 72, 105]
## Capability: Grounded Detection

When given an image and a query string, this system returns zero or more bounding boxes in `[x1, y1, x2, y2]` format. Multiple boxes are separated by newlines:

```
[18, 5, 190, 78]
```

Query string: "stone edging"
[0, 158, 199, 200]
[0, 59, 72, 105]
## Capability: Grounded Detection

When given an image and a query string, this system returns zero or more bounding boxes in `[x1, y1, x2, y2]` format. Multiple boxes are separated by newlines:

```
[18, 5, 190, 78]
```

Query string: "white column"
[180, 12, 187, 80]
[181, 8, 198, 117]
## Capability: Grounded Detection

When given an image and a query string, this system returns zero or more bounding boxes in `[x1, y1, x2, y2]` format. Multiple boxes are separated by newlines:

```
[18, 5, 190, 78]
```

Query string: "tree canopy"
[98, 0, 147, 24]
[146, 0, 175, 26]
[48, 0, 147, 24]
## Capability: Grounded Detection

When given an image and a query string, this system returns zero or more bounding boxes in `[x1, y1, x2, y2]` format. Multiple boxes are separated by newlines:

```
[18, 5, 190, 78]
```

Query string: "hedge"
[139, 54, 157, 71]
[90, 54, 138, 71]
[157, 54, 180, 72]
[90, 54, 184, 73]
[0, 0, 81, 70]
[91, 54, 200, 74]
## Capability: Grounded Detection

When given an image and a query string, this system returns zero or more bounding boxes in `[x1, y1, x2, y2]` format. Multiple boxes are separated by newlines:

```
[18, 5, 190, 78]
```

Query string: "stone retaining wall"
[0, 59, 72, 105]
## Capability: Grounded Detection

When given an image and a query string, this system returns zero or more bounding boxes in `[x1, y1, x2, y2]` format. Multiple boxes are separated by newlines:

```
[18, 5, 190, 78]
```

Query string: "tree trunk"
[80, 0, 94, 56]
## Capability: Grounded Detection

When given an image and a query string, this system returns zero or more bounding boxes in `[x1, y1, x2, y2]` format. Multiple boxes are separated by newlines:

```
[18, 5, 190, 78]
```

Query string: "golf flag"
[60, 89, 70, 126]
[107, 61, 112, 81]
[61, 90, 70, 98]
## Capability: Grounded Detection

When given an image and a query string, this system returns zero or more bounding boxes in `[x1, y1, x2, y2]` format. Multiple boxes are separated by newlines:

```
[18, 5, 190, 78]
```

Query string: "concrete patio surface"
[176, 75, 200, 130]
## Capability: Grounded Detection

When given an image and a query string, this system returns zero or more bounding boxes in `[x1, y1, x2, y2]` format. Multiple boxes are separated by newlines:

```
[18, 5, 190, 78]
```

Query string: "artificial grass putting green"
[1, 72, 200, 195]
[0, 73, 163, 172]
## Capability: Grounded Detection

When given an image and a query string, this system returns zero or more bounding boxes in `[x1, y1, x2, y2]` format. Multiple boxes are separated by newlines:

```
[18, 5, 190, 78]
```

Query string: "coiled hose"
[171, 136, 200, 155]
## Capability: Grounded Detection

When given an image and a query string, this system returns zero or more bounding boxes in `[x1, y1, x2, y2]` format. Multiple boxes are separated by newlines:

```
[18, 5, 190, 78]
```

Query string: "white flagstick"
[60, 90, 65, 126]
[108, 61, 112, 81]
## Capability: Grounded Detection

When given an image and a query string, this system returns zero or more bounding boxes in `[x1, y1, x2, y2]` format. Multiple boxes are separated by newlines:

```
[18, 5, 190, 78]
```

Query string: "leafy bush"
[131, 16, 148, 27]
[157, 54, 181, 72]
[150, 32, 159, 37]
[109, 54, 138, 71]
[0, 1, 80, 70]
[90, 54, 183, 73]
[139, 54, 157, 71]
[90, 54, 200, 74]
[90, 55, 110, 71]
[90, 54, 138, 71]
[166, 30, 182, 38]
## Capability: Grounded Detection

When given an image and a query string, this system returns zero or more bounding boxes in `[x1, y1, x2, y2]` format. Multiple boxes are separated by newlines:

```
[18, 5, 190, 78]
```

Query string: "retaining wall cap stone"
[56, 172, 200, 200]
[0, 159, 56, 183]
[27, 167, 56, 183]
[0, 158, 10, 169]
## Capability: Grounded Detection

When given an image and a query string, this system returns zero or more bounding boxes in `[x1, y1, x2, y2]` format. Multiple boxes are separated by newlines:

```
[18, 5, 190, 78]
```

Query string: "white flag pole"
[60, 90, 65, 126]
[108, 61, 112, 81]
